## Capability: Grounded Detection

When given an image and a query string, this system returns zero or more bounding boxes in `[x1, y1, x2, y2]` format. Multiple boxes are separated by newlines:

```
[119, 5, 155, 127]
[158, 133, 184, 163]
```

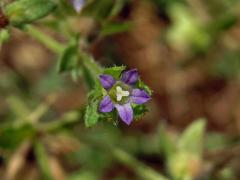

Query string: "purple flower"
[70, 0, 85, 12]
[99, 69, 151, 125]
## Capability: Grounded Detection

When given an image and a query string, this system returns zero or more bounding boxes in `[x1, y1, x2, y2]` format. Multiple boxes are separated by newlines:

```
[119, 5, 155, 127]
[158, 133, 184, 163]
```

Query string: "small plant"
[0, 0, 157, 179]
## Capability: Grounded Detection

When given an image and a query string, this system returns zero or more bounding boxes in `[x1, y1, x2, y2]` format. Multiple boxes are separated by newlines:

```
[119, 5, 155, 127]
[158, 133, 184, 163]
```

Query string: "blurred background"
[0, 0, 240, 179]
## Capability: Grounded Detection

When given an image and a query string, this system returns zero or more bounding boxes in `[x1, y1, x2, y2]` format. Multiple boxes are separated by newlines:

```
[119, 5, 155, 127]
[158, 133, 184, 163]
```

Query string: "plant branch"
[25, 25, 65, 54]
[112, 148, 169, 180]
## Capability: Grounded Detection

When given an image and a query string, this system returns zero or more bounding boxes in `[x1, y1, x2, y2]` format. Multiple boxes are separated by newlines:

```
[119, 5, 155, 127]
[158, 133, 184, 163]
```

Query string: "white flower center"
[116, 86, 129, 102]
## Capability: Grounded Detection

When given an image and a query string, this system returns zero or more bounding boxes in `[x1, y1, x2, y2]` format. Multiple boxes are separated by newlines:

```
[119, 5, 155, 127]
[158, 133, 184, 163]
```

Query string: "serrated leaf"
[103, 66, 126, 79]
[178, 119, 206, 155]
[84, 100, 100, 127]
[5, 0, 57, 27]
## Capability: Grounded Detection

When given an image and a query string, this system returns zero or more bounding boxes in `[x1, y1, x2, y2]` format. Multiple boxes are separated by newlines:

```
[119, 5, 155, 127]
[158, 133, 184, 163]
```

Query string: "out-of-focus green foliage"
[5, 0, 56, 27]
[167, 4, 210, 52]
[0, 0, 240, 179]
[0, 29, 10, 44]
[58, 35, 80, 73]
[168, 119, 206, 180]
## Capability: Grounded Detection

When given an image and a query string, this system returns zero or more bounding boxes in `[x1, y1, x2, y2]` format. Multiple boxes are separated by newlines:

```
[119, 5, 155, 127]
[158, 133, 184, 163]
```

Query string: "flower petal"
[131, 89, 150, 104]
[99, 74, 116, 90]
[99, 96, 114, 113]
[115, 103, 133, 125]
[70, 0, 85, 12]
[121, 69, 138, 85]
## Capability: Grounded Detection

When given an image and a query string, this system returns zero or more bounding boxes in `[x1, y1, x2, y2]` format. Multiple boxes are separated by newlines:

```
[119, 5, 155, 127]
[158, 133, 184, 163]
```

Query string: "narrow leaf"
[34, 142, 53, 180]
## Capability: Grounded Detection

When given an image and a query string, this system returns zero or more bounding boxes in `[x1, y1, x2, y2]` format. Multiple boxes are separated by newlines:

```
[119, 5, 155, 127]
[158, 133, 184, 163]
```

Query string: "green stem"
[81, 135, 168, 180]
[25, 25, 65, 54]
[37, 111, 81, 132]
[25, 25, 103, 80]
[112, 148, 168, 180]
[34, 142, 53, 180]
[36, 109, 168, 179]
[81, 52, 103, 75]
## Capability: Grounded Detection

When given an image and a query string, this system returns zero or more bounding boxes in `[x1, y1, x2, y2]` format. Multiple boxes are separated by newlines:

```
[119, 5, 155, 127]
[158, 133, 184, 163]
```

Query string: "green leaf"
[81, 54, 103, 89]
[137, 80, 153, 95]
[132, 104, 148, 119]
[0, 124, 35, 149]
[108, 0, 126, 18]
[81, 63, 97, 90]
[213, 51, 240, 79]
[100, 22, 132, 36]
[69, 170, 97, 180]
[34, 142, 53, 180]
[57, 36, 79, 73]
[205, 133, 229, 151]
[158, 125, 176, 158]
[84, 100, 100, 127]
[178, 119, 206, 155]
[71, 68, 82, 82]
[103, 66, 126, 79]
[168, 152, 196, 180]
[0, 29, 10, 44]
[81, 0, 114, 21]
[5, 0, 56, 27]
[167, 4, 210, 51]
[87, 87, 102, 101]
[6, 96, 31, 119]
[99, 109, 118, 125]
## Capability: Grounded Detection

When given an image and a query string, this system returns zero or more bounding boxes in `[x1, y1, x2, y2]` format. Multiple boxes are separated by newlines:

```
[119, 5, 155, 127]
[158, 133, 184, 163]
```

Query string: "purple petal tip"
[115, 103, 133, 125]
[70, 0, 85, 12]
[131, 89, 150, 104]
[121, 69, 139, 85]
[99, 74, 116, 90]
[99, 96, 114, 113]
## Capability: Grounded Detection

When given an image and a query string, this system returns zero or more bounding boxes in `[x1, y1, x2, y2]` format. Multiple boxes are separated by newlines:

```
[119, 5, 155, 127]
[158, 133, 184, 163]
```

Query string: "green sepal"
[103, 65, 126, 79]
[137, 80, 153, 96]
[132, 104, 148, 120]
